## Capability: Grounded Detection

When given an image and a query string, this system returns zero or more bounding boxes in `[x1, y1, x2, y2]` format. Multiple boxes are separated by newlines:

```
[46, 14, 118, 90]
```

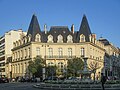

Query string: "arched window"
[35, 34, 41, 42]
[48, 48, 53, 58]
[36, 47, 40, 56]
[67, 35, 73, 43]
[80, 34, 85, 42]
[57, 35, 63, 43]
[47, 35, 53, 43]
[58, 48, 63, 58]
[80, 47, 85, 57]
[68, 48, 72, 58]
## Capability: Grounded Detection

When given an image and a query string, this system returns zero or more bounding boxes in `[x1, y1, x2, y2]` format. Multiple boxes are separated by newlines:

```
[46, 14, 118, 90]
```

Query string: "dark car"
[0, 77, 9, 83]
[30, 77, 37, 82]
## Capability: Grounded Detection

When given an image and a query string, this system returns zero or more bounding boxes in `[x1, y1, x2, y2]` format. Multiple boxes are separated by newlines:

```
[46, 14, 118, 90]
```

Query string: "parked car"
[43, 76, 58, 82]
[0, 77, 9, 83]
[30, 77, 37, 82]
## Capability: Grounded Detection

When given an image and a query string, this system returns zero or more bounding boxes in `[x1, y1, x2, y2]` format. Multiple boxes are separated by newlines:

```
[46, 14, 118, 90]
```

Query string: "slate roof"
[48, 26, 73, 43]
[76, 15, 92, 42]
[98, 38, 110, 45]
[26, 14, 92, 43]
[27, 14, 41, 41]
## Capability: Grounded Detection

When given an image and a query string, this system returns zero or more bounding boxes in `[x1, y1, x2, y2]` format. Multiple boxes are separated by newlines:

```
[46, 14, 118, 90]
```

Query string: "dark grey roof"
[76, 15, 92, 42]
[48, 26, 73, 43]
[98, 38, 110, 45]
[27, 14, 41, 41]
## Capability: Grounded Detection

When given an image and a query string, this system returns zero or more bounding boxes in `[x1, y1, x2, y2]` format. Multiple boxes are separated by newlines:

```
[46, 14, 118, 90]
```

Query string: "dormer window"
[80, 34, 85, 42]
[35, 34, 41, 42]
[57, 35, 63, 43]
[47, 35, 53, 43]
[67, 35, 73, 43]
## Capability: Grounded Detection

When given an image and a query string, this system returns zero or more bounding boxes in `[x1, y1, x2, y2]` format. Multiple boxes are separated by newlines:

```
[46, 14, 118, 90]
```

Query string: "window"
[48, 48, 53, 58]
[58, 62, 64, 73]
[58, 48, 63, 58]
[35, 34, 41, 42]
[36, 47, 40, 56]
[81, 47, 85, 57]
[68, 48, 72, 58]
[80, 34, 85, 42]
[57, 35, 63, 43]
[25, 49, 27, 58]
[47, 35, 53, 43]
[67, 35, 73, 43]
[28, 47, 30, 57]
[28, 34, 31, 42]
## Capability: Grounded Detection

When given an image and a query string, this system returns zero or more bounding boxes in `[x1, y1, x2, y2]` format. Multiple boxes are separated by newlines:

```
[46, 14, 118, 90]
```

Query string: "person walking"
[101, 73, 106, 90]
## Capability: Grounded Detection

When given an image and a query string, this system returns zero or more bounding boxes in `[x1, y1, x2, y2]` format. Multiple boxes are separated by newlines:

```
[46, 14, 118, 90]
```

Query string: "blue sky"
[0, 0, 120, 47]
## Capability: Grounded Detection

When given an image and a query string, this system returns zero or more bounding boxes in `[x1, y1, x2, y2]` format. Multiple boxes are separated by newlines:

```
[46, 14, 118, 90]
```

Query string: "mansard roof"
[48, 26, 73, 43]
[76, 15, 92, 42]
[27, 14, 41, 41]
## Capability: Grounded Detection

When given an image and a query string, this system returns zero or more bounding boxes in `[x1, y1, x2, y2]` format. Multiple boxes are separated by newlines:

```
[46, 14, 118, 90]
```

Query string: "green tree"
[46, 65, 57, 77]
[28, 56, 45, 77]
[67, 57, 84, 77]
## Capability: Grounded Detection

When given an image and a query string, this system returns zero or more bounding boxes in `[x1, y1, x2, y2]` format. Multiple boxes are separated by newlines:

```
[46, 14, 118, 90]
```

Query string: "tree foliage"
[67, 57, 84, 77]
[28, 56, 45, 77]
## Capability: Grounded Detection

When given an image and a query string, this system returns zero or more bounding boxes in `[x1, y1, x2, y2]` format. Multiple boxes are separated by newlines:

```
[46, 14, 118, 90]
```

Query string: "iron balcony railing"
[45, 55, 76, 59]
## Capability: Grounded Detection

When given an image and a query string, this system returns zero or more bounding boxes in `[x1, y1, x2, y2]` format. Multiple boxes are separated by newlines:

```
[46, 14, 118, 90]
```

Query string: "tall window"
[36, 47, 40, 56]
[68, 48, 72, 58]
[58, 48, 63, 58]
[25, 49, 27, 58]
[81, 47, 85, 57]
[58, 62, 64, 73]
[35, 34, 41, 42]
[48, 48, 53, 57]
[28, 47, 30, 57]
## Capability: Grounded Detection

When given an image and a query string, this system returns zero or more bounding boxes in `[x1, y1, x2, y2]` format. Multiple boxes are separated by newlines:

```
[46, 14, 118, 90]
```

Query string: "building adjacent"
[0, 30, 26, 78]
[11, 14, 106, 79]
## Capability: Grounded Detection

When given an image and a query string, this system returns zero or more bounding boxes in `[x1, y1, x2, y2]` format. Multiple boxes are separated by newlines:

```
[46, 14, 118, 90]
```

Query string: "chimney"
[92, 33, 96, 39]
[44, 24, 47, 34]
[71, 24, 74, 34]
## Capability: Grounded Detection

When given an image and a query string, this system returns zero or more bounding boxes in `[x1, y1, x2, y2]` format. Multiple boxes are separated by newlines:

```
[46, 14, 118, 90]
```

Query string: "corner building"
[11, 14, 105, 79]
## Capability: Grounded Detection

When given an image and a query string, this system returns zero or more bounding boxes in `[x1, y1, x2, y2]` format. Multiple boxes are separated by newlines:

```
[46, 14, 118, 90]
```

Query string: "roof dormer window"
[57, 35, 63, 43]
[47, 35, 53, 43]
[35, 34, 41, 42]
[80, 34, 85, 42]
[67, 35, 73, 43]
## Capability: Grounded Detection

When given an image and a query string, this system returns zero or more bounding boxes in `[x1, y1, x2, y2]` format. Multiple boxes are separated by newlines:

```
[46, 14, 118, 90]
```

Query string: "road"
[0, 82, 40, 90]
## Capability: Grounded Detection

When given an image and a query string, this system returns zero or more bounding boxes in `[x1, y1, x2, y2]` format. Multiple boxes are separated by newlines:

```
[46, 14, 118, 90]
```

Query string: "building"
[11, 14, 105, 79]
[99, 38, 120, 79]
[0, 30, 26, 78]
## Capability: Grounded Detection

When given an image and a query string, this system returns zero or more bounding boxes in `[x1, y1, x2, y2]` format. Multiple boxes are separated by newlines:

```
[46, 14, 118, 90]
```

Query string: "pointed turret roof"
[76, 15, 92, 42]
[27, 14, 41, 41]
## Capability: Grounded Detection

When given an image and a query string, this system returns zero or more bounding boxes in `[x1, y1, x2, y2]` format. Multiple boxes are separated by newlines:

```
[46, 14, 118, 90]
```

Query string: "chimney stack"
[44, 24, 47, 34]
[71, 24, 74, 34]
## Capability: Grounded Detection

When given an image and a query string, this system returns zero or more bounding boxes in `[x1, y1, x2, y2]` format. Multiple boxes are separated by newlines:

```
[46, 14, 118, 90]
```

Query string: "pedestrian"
[101, 73, 106, 90]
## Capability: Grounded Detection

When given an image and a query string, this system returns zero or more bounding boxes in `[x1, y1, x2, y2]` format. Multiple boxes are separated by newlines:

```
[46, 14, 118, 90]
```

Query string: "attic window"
[35, 34, 41, 42]
[80, 34, 85, 42]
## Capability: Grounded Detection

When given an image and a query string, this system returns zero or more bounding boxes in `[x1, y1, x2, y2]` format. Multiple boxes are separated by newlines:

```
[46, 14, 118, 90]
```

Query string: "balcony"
[45, 55, 76, 59]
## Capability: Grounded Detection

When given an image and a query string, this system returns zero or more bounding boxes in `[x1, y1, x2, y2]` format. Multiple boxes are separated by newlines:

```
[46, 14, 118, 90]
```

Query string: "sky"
[0, 0, 120, 47]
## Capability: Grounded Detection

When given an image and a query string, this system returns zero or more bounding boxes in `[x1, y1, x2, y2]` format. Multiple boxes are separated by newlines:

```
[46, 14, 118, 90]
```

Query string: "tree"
[67, 57, 84, 77]
[28, 56, 45, 77]
[89, 61, 101, 82]
[46, 65, 57, 77]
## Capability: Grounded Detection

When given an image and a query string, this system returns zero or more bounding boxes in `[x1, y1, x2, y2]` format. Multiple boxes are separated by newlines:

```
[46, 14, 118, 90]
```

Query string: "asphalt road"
[0, 82, 40, 90]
